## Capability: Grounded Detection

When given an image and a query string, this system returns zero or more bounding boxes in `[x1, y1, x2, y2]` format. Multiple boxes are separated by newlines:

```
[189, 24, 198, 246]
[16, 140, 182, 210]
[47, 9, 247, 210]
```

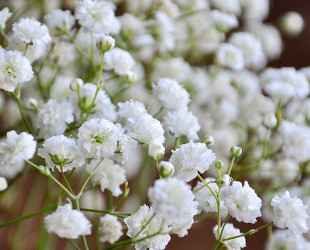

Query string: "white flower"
[216, 43, 244, 70]
[0, 177, 8, 191]
[0, 50, 33, 92]
[117, 100, 147, 120]
[0, 7, 12, 29]
[170, 141, 215, 182]
[157, 161, 174, 178]
[36, 99, 74, 139]
[93, 33, 115, 52]
[44, 203, 91, 239]
[148, 177, 198, 236]
[279, 121, 310, 163]
[104, 48, 135, 75]
[44, 9, 75, 35]
[239, 0, 269, 21]
[0, 131, 36, 178]
[124, 205, 171, 250]
[280, 11, 305, 37]
[164, 109, 200, 140]
[12, 17, 51, 46]
[152, 78, 190, 111]
[213, 223, 246, 250]
[221, 181, 262, 223]
[78, 118, 122, 159]
[75, 0, 120, 34]
[148, 143, 165, 160]
[38, 135, 85, 172]
[210, 10, 238, 32]
[99, 214, 123, 243]
[271, 191, 309, 237]
[87, 159, 126, 196]
[210, 0, 241, 15]
[49, 40, 76, 66]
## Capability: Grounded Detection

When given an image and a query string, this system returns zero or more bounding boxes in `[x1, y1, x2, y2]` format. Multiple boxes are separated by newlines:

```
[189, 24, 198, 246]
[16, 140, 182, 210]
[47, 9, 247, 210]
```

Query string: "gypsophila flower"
[94, 33, 115, 53]
[152, 78, 190, 111]
[44, 203, 91, 239]
[124, 205, 171, 250]
[104, 48, 135, 75]
[0, 7, 12, 29]
[170, 141, 216, 182]
[0, 50, 33, 92]
[87, 158, 126, 196]
[49, 40, 76, 66]
[163, 108, 201, 140]
[99, 214, 123, 243]
[38, 135, 85, 172]
[44, 9, 75, 35]
[221, 181, 262, 223]
[216, 43, 244, 70]
[36, 99, 74, 139]
[75, 0, 120, 34]
[210, 10, 238, 32]
[271, 191, 309, 237]
[117, 100, 147, 121]
[12, 17, 51, 46]
[213, 223, 246, 250]
[0, 131, 36, 178]
[0, 177, 8, 191]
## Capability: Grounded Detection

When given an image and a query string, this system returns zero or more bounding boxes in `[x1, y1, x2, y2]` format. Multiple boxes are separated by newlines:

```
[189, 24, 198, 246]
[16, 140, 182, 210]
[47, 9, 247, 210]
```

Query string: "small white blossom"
[0, 7, 12, 29]
[216, 43, 244, 70]
[117, 100, 147, 120]
[0, 177, 8, 191]
[210, 0, 241, 15]
[0, 50, 33, 92]
[44, 9, 75, 35]
[124, 205, 171, 250]
[221, 181, 262, 223]
[170, 141, 216, 182]
[213, 224, 246, 250]
[99, 214, 123, 244]
[36, 99, 74, 139]
[280, 11, 305, 37]
[38, 135, 85, 172]
[104, 48, 135, 75]
[44, 203, 91, 239]
[49, 40, 76, 66]
[271, 191, 309, 237]
[210, 10, 238, 32]
[148, 143, 165, 160]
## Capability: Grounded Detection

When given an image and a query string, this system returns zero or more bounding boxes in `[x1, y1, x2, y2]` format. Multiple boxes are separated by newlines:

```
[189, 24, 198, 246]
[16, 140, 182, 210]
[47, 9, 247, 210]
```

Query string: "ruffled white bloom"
[36, 99, 74, 139]
[216, 43, 244, 70]
[170, 141, 215, 182]
[38, 135, 84, 172]
[163, 108, 200, 140]
[117, 100, 147, 121]
[0, 177, 7, 191]
[78, 118, 122, 159]
[0, 131, 36, 178]
[44, 203, 91, 239]
[213, 224, 246, 250]
[99, 214, 123, 243]
[0, 50, 33, 92]
[0, 7, 12, 29]
[279, 121, 310, 163]
[221, 181, 262, 223]
[12, 18, 51, 46]
[210, 10, 238, 32]
[271, 191, 309, 237]
[75, 0, 120, 34]
[73, 83, 116, 121]
[104, 48, 135, 75]
[44, 9, 75, 35]
[229, 32, 265, 70]
[124, 205, 171, 250]
[148, 177, 198, 236]
[152, 78, 190, 111]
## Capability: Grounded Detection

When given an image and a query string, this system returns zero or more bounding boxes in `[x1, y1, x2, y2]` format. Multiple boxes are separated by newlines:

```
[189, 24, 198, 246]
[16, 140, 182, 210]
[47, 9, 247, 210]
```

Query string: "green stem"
[0, 205, 57, 228]
[23, 43, 29, 56]
[0, 28, 10, 46]
[174, 137, 180, 149]
[226, 156, 236, 176]
[60, 166, 75, 195]
[80, 208, 131, 218]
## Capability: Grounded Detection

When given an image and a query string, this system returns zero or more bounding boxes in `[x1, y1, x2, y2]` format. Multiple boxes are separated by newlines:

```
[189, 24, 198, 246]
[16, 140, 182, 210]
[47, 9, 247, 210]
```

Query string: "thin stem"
[23, 43, 29, 56]
[226, 156, 236, 176]
[80, 208, 131, 218]
[174, 137, 180, 149]
[60, 165, 75, 195]
[0, 205, 57, 228]
[97, 53, 105, 85]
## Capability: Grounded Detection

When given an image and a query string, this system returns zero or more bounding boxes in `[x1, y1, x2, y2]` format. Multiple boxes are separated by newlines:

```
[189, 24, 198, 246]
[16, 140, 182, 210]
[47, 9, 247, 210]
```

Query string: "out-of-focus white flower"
[104, 48, 135, 75]
[44, 9, 75, 35]
[36, 99, 74, 139]
[210, 10, 238, 32]
[44, 203, 91, 239]
[210, 0, 241, 15]
[0, 7, 12, 29]
[216, 43, 244, 70]
[280, 11, 305, 37]
[99, 214, 123, 243]
[152, 78, 190, 111]
[221, 181, 262, 223]
[0, 177, 8, 191]
[124, 205, 171, 250]
[0, 50, 33, 92]
[50, 40, 76, 66]
[78, 118, 122, 159]
[75, 0, 120, 34]
[12, 17, 51, 46]
[170, 141, 215, 182]
[163, 108, 201, 140]
[213, 223, 246, 250]
[239, 0, 269, 21]
[271, 191, 309, 237]
[38, 135, 84, 172]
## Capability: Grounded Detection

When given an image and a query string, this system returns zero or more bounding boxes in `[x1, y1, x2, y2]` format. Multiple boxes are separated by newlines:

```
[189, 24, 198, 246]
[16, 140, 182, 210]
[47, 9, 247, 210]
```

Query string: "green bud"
[215, 160, 224, 169]
[203, 135, 214, 147]
[230, 146, 242, 157]
[157, 161, 174, 178]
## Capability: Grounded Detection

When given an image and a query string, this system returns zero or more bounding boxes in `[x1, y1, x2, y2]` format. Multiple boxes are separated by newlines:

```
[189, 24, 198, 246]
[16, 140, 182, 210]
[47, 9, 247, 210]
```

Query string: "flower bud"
[203, 135, 214, 147]
[215, 160, 224, 169]
[124, 71, 137, 85]
[26, 97, 38, 110]
[230, 146, 242, 157]
[263, 113, 277, 128]
[94, 34, 115, 53]
[70, 78, 83, 92]
[148, 144, 165, 160]
[0, 177, 8, 191]
[280, 11, 304, 37]
[157, 161, 174, 178]
[221, 174, 232, 187]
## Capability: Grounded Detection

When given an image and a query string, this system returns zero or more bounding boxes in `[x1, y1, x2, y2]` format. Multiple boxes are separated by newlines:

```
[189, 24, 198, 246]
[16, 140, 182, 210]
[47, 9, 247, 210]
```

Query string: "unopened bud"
[263, 113, 277, 128]
[0, 177, 8, 191]
[158, 161, 175, 178]
[203, 135, 214, 147]
[26, 97, 38, 110]
[280, 11, 304, 37]
[94, 34, 115, 53]
[70, 78, 83, 92]
[148, 144, 165, 160]
[124, 71, 137, 85]
[230, 146, 242, 157]
[221, 174, 232, 187]
[215, 160, 224, 169]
